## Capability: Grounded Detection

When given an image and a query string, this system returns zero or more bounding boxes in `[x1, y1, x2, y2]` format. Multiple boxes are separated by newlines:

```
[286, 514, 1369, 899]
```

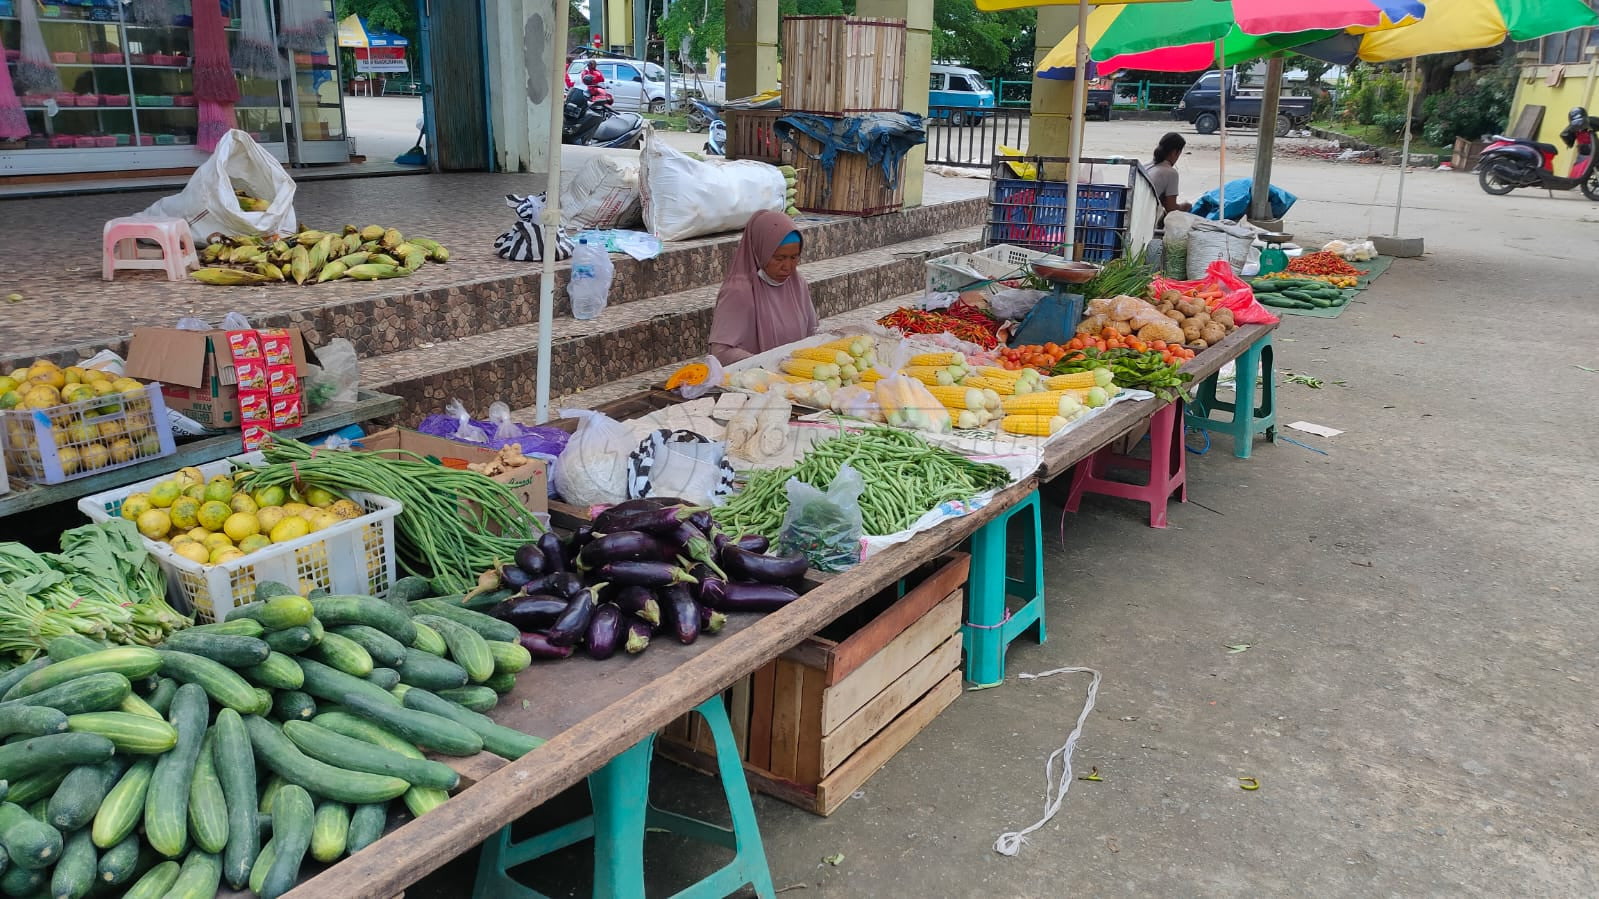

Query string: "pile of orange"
[1066, 329, 1197, 366]
[995, 343, 1071, 372]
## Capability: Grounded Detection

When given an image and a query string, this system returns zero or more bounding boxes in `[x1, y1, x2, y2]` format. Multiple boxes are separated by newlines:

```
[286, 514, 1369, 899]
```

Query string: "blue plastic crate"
[988, 178, 1128, 260]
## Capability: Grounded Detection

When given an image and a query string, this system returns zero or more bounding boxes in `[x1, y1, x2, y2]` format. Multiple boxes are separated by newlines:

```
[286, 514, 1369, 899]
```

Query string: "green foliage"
[661, 0, 851, 63]
[334, 0, 418, 53]
[1421, 62, 1517, 146]
[1338, 63, 1406, 131]
[931, 1, 1035, 79]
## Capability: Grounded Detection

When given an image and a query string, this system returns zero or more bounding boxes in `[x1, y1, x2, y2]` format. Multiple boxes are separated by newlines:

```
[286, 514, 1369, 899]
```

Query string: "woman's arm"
[1161, 195, 1192, 214]
[711, 343, 754, 365]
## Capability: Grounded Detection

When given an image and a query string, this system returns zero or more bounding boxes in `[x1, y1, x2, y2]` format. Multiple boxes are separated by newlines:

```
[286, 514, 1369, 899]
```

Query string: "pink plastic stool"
[1065, 401, 1188, 529]
[102, 217, 199, 281]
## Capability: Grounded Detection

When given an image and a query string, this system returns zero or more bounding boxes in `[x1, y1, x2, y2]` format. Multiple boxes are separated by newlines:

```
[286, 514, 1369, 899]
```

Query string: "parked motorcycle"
[688, 98, 727, 156]
[1477, 106, 1599, 200]
[562, 86, 645, 149]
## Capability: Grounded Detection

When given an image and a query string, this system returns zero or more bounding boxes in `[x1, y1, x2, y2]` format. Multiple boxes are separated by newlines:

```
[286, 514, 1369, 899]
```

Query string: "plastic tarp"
[774, 113, 927, 190]
[1191, 178, 1297, 222]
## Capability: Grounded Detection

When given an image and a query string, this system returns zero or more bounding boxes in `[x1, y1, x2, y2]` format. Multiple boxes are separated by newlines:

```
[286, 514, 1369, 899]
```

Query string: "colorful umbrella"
[1297, 0, 1597, 63]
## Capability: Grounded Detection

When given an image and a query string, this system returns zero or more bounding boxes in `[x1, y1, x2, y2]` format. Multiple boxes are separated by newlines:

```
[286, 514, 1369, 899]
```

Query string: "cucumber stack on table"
[0, 579, 536, 898]
[1249, 277, 1351, 310]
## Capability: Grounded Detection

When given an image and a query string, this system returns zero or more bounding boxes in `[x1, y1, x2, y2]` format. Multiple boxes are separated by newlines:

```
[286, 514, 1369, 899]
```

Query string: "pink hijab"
[708, 211, 818, 363]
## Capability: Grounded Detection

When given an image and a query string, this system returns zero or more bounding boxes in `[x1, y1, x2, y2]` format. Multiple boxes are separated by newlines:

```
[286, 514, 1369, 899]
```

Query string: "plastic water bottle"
[568, 237, 613, 321]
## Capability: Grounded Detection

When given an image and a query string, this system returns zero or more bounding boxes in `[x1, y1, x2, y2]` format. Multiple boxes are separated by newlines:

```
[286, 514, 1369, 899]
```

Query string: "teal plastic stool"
[474, 696, 777, 899]
[1186, 332, 1277, 459]
[961, 489, 1047, 687]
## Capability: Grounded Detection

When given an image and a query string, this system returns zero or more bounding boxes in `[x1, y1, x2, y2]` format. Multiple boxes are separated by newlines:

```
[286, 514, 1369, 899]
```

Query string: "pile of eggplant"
[477, 498, 809, 661]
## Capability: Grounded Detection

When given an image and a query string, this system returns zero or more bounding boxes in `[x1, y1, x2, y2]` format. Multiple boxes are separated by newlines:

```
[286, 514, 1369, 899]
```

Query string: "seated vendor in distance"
[708, 211, 819, 365]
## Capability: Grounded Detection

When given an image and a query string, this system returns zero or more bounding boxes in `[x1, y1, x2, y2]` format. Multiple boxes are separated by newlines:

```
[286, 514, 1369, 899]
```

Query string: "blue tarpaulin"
[1191, 178, 1298, 221]
[773, 113, 926, 191]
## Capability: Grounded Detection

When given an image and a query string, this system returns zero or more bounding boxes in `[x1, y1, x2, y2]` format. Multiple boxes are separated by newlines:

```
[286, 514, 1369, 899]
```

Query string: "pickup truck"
[1087, 80, 1113, 121]
[1172, 70, 1313, 136]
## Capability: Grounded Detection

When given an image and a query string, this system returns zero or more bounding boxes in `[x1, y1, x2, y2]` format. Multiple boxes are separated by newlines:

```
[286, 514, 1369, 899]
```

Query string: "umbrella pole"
[535, 0, 571, 424]
[1393, 56, 1416, 235]
[1063, 0, 1089, 260]
[1217, 42, 1226, 212]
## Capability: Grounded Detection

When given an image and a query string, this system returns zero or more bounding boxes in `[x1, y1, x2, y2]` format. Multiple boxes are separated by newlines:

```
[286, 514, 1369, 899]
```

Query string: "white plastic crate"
[0, 425, 9, 496]
[925, 243, 1047, 295]
[78, 454, 401, 623]
[2, 384, 177, 485]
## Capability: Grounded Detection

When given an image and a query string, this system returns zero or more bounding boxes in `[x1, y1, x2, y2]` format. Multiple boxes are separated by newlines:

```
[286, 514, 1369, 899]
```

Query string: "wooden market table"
[0, 389, 402, 520]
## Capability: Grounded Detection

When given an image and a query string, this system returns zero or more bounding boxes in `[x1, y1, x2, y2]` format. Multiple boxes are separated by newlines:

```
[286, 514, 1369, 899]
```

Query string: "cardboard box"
[356, 428, 548, 518]
[125, 327, 311, 429]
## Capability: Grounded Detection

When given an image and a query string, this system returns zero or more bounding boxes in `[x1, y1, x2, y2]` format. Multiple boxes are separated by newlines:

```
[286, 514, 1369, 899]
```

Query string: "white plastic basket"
[78, 454, 402, 623]
[925, 243, 1047, 295]
[0, 425, 9, 496]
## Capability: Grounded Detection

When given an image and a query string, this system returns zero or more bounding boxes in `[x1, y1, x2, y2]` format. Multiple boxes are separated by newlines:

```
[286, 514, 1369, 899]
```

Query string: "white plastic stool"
[102, 217, 199, 282]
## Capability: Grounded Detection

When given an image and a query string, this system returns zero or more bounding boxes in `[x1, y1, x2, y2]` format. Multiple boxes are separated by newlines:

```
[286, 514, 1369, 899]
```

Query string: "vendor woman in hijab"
[708, 210, 819, 364]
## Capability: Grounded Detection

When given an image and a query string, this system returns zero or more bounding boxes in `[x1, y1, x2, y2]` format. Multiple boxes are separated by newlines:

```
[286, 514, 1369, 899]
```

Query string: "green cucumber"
[46, 756, 127, 831]
[304, 631, 374, 677]
[263, 627, 316, 655]
[309, 801, 349, 863]
[365, 667, 401, 690]
[0, 660, 50, 703]
[50, 827, 97, 899]
[413, 614, 493, 683]
[306, 586, 331, 599]
[0, 864, 45, 896]
[1, 671, 130, 715]
[248, 837, 276, 894]
[144, 677, 178, 716]
[0, 800, 62, 869]
[212, 709, 259, 889]
[458, 587, 515, 612]
[95, 833, 142, 885]
[437, 685, 498, 712]
[226, 595, 315, 630]
[306, 616, 325, 643]
[296, 659, 482, 757]
[90, 757, 153, 849]
[144, 683, 208, 858]
[160, 631, 272, 667]
[484, 671, 518, 694]
[186, 618, 266, 637]
[282, 721, 459, 790]
[253, 581, 299, 603]
[5, 768, 68, 805]
[44, 634, 104, 660]
[163, 849, 221, 899]
[65, 712, 177, 754]
[119, 690, 163, 720]
[0, 732, 114, 781]
[344, 803, 386, 855]
[409, 621, 448, 656]
[258, 775, 286, 814]
[0, 705, 67, 739]
[260, 785, 314, 899]
[271, 691, 318, 723]
[1, 649, 160, 702]
[188, 732, 229, 854]
[395, 647, 468, 691]
[409, 600, 518, 643]
[310, 597, 417, 645]
[122, 859, 181, 899]
[240, 715, 409, 804]
[330, 625, 406, 668]
[400, 688, 542, 760]
[486, 639, 532, 675]
[155, 650, 265, 714]
[385, 576, 435, 605]
[241, 652, 305, 690]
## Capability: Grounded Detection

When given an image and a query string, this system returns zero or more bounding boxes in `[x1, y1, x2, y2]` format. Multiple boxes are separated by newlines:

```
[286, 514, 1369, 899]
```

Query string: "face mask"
[757, 269, 787, 286]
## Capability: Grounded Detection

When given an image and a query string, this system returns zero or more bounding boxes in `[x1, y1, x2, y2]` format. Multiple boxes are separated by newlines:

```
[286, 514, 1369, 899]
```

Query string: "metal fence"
[925, 106, 1031, 168]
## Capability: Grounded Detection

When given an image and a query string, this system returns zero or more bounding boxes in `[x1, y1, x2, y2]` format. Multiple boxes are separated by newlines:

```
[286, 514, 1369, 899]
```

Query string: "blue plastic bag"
[1190, 178, 1297, 221]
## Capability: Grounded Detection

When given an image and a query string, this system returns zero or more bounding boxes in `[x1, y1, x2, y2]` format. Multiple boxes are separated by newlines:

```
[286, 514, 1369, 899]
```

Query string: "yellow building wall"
[1511, 58, 1599, 172]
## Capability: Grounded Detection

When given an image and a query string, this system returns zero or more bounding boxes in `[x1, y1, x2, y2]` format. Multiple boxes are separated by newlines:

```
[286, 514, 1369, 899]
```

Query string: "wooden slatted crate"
[726, 109, 790, 163]
[660, 552, 968, 815]
[781, 15, 906, 115]
[787, 133, 905, 217]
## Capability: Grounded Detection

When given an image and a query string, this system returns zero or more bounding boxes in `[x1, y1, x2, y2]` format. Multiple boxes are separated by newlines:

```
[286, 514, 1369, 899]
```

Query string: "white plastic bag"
[561, 155, 643, 230]
[638, 128, 786, 241]
[676, 355, 724, 400]
[553, 409, 633, 507]
[445, 399, 489, 444]
[633, 431, 727, 506]
[139, 130, 298, 240]
[486, 402, 519, 441]
[779, 464, 864, 571]
[989, 287, 1048, 322]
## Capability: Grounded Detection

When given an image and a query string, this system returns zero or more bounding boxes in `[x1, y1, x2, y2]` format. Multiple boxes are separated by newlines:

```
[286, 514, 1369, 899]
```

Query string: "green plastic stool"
[961, 489, 1047, 687]
[473, 696, 777, 899]
[1186, 331, 1277, 459]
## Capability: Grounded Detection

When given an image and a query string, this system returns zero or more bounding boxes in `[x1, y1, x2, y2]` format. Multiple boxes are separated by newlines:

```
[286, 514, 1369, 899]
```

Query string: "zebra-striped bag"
[494, 193, 574, 262]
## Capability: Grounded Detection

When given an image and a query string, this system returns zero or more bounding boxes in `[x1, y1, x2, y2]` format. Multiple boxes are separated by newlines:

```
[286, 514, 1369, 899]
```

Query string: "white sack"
[638, 128, 786, 242]
[138, 130, 298, 239]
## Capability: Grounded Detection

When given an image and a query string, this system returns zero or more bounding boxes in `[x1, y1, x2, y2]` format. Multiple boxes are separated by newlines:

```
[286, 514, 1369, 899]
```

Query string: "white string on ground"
[993, 666, 1103, 857]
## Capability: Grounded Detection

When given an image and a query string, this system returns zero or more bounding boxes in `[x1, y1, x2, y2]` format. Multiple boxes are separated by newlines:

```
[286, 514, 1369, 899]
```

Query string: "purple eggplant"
[594, 502, 700, 537]
[562, 526, 595, 568]
[537, 532, 567, 573]
[524, 571, 586, 600]
[596, 561, 698, 588]
[700, 579, 800, 612]
[715, 532, 771, 555]
[585, 603, 624, 660]
[659, 585, 701, 645]
[546, 584, 604, 646]
[624, 617, 652, 654]
[519, 631, 575, 660]
[577, 531, 673, 570]
[490, 595, 569, 630]
[514, 543, 547, 577]
[720, 545, 808, 585]
[699, 605, 728, 635]
[612, 585, 661, 627]
[665, 521, 727, 579]
[688, 510, 714, 535]
[500, 564, 533, 591]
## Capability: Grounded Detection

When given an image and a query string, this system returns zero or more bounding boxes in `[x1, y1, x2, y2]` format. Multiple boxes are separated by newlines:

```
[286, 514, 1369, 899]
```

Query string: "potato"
[1189, 338, 1209, 349]
[1201, 322, 1227, 345]
[1164, 309, 1185, 323]
[1189, 312, 1211, 328]
[1181, 321, 1203, 342]
[1160, 289, 1183, 304]
[1176, 300, 1203, 317]
[1212, 307, 1235, 327]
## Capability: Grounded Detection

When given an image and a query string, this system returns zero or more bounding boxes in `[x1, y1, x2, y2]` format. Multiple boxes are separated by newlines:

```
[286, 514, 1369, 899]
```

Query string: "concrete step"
[364, 227, 982, 423]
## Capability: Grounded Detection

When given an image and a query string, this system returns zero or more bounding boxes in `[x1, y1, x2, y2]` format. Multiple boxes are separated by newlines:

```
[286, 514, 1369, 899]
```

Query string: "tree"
[933, 0, 1034, 79]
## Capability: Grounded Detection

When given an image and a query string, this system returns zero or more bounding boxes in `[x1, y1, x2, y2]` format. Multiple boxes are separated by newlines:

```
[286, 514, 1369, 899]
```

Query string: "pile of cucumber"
[0, 577, 536, 899]
[1249, 277, 1352, 310]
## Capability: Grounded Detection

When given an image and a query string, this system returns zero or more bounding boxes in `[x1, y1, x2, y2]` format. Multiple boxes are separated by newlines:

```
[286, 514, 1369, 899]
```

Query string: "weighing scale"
[1256, 231, 1293, 275]
[1011, 257, 1100, 347]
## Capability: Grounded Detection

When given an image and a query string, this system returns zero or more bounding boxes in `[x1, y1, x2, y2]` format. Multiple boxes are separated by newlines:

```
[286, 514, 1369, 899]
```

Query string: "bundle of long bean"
[234, 438, 545, 593]
[714, 429, 1012, 538]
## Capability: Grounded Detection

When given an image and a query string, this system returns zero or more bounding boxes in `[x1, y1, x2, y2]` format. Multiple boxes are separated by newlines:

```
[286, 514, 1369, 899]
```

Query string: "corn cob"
[1001, 391, 1080, 417]
[1054, 386, 1111, 408]
[1001, 414, 1069, 437]
[789, 348, 852, 366]
[1044, 369, 1113, 391]
[924, 385, 985, 412]
[962, 375, 1038, 395]
[779, 359, 840, 380]
[974, 366, 1042, 384]
[900, 366, 958, 387]
[858, 368, 883, 384]
[909, 352, 965, 368]
[816, 336, 874, 357]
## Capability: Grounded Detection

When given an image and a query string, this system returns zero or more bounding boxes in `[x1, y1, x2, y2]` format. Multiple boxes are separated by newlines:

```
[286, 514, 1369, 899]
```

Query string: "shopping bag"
[138, 130, 298, 239]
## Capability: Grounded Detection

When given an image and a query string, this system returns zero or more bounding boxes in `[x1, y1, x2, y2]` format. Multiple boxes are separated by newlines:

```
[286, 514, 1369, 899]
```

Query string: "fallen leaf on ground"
[1226, 644, 1252, 654]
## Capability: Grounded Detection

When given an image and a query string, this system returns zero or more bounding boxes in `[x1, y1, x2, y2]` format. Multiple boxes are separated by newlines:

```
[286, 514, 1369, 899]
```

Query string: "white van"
[568, 57, 670, 113]
[928, 63, 996, 126]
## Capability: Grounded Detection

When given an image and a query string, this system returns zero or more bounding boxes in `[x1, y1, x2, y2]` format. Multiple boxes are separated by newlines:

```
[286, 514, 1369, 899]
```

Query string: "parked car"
[568, 57, 670, 114]
[928, 64, 996, 126]
[1086, 77, 1114, 121]
[1173, 70, 1314, 136]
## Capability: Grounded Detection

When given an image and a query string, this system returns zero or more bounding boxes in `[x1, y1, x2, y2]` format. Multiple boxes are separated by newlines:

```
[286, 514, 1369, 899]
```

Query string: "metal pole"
[1062, 0, 1089, 259]
[1393, 56, 1416, 235]
[1250, 55, 1283, 222]
[536, 0, 572, 424]
[1217, 44, 1226, 210]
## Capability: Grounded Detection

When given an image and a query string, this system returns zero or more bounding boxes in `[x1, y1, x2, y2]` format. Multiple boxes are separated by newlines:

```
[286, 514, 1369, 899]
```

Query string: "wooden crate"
[660, 552, 969, 816]
[726, 109, 790, 163]
[787, 131, 905, 217]
[1452, 137, 1486, 173]
[781, 15, 906, 115]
